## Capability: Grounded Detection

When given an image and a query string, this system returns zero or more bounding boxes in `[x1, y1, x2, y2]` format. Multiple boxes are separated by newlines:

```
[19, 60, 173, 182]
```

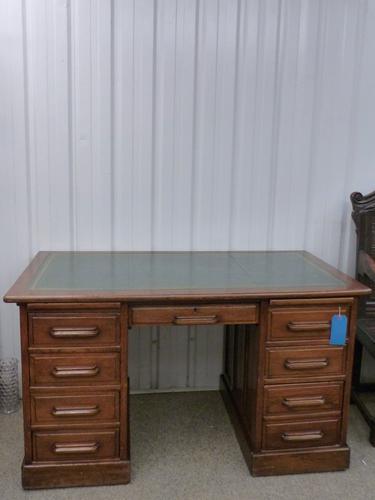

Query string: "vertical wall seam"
[110, 0, 115, 250]
[287, 0, 302, 240]
[21, 0, 33, 260]
[186, 327, 191, 387]
[171, 0, 178, 249]
[193, 326, 197, 387]
[130, 0, 135, 250]
[150, 0, 158, 250]
[66, 0, 75, 250]
[247, 0, 263, 248]
[190, 0, 199, 250]
[266, 0, 283, 250]
[45, 0, 52, 250]
[209, 1, 220, 249]
[303, 0, 325, 250]
[89, 3, 94, 249]
[154, 326, 160, 389]
[228, 0, 241, 249]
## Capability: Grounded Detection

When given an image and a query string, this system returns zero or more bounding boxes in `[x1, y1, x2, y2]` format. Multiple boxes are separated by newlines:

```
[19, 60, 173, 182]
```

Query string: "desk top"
[4, 251, 370, 303]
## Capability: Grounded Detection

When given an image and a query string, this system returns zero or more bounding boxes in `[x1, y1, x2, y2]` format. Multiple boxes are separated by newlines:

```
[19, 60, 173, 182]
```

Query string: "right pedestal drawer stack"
[263, 300, 353, 454]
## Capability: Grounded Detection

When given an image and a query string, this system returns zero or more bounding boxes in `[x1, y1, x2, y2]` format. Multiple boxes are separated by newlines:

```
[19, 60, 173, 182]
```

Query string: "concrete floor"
[0, 392, 374, 500]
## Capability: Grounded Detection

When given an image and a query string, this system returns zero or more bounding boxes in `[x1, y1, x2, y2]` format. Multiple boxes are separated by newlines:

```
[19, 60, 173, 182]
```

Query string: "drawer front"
[31, 392, 119, 425]
[131, 304, 259, 326]
[29, 313, 120, 347]
[33, 429, 119, 462]
[268, 306, 349, 343]
[263, 418, 341, 450]
[30, 353, 120, 386]
[264, 382, 343, 416]
[265, 346, 346, 379]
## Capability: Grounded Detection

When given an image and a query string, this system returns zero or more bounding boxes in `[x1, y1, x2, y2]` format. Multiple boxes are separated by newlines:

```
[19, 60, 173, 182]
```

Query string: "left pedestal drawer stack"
[21, 303, 130, 489]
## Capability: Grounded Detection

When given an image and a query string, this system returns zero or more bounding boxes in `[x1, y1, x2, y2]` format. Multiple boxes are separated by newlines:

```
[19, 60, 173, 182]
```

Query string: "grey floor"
[1, 392, 375, 500]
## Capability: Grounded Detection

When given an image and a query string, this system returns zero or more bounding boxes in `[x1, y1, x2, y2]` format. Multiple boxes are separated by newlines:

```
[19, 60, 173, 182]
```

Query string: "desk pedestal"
[220, 375, 350, 476]
[221, 298, 356, 476]
[17, 296, 357, 487]
[22, 460, 130, 490]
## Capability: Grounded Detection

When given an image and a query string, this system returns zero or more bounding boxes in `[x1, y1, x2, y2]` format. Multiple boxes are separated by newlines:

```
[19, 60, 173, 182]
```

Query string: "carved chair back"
[351, 191, 375, 318]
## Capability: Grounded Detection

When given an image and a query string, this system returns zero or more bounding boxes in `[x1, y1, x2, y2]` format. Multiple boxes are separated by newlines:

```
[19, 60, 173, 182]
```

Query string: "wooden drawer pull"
[282, 430, 324, 442]
[282, 396, 325, 408]
[284, 358, 329, 370]
[53, 442, 99, 455]
[172, 315, 218, 325]
[49, 327, 100, 339]
[287, 321, 330, 332]
[51, 365, 100, 378]
[51, 405, 100, 417]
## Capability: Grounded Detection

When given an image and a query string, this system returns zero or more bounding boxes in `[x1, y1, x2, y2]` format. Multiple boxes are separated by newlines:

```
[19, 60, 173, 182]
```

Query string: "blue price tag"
[330, 314, 347, 345]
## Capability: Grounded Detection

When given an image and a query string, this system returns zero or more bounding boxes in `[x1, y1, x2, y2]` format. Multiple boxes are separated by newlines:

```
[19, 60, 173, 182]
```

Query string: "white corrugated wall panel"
[0, 0, 374, 391]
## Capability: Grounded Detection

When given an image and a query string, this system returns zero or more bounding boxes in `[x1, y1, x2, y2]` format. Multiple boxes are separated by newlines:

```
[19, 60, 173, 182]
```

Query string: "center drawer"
[30, 353, 120, 386]
[265, 346, 346, 380]
[131, 303, 259, 326]
[32, 429, 119, 462]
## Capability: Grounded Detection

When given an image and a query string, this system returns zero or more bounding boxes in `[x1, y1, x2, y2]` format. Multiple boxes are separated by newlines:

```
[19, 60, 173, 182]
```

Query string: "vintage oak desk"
[4, 251, 370, 489]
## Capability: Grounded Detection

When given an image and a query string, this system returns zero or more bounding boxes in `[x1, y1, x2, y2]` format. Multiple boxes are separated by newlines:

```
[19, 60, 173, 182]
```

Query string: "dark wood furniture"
[351, 190, 375, 444]
[4, 251, 370, 489]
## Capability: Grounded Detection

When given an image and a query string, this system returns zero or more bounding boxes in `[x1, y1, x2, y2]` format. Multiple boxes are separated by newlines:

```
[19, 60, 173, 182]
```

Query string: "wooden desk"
[4, 251, 370, 489]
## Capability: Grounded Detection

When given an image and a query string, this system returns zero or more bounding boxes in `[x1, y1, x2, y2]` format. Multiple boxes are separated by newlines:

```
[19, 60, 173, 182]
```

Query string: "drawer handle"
[53, 441, 99, 455]
[50, 327, 100, 339]
[284, 358, 329, 370]
[287, 321, 330, 332]
[173, 315, 219, 325]
[51, 405, 100, 417]
[282, 396, 326, 408]
[51, 365, 100, 378]
[282, 430, 324, 442]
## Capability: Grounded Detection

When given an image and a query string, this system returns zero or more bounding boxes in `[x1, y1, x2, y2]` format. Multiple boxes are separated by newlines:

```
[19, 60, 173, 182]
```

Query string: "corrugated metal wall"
[1, 0, 374, 391]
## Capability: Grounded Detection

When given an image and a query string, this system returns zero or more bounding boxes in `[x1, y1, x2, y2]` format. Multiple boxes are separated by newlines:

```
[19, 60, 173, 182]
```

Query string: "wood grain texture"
[29, 312, 120, 347]
[264, 346, 346, 380]
[268, 305, 350, 343]
[22, 460, 130, 489]
[20, 305, 32, 464]
[5, 252, 368, 486]
[131, 304, 259, 326]
[221, 296, 358, 477]
[263, 382, 343, 418]
[30, 392, 119, 427]
[250, 448, 350, 476]
[262, 418, 341, 450]
[32, 429, 119, 462]
[29, 353, 120, 386]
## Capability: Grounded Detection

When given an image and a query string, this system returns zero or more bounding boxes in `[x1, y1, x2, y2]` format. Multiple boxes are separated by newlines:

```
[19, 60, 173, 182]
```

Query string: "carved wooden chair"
[351, 190, 375, 444]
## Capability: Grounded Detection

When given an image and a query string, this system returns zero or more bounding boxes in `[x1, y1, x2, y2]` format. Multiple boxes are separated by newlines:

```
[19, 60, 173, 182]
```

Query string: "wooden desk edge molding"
[3, 251, 370, 489]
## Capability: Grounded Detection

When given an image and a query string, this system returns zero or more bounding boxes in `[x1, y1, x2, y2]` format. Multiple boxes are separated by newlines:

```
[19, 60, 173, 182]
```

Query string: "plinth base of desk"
[22, 459, 130, 489]
[220, 374, 350, 476]
[250, 447, 350, 476]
